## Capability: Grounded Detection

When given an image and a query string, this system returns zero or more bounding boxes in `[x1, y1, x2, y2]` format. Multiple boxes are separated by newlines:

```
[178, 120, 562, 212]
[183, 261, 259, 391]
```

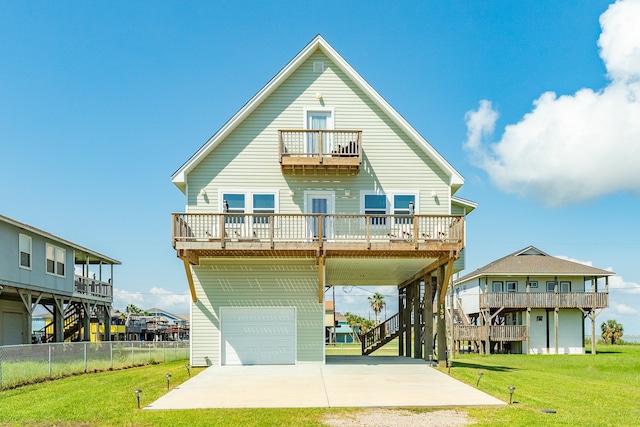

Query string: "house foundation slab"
[146, 356, 505, 409]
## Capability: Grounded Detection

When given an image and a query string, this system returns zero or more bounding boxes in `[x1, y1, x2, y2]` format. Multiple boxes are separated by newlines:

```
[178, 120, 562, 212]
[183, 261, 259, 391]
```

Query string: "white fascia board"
[451, 196, 478, 214]
[172, 35, 465, 190]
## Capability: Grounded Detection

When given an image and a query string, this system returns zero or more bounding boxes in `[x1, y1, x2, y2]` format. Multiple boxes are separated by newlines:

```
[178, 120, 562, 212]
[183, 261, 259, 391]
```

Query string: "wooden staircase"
[361, 312, 401, 355]
[39, 303, 94, 342]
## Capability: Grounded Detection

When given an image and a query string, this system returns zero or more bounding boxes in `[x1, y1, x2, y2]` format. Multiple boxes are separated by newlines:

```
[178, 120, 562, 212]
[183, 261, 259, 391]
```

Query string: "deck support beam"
[182, 259, 198, 303]
[423, 275, 434, 362]
[318, 256, 325, 304]
[413, 280, 422, 359]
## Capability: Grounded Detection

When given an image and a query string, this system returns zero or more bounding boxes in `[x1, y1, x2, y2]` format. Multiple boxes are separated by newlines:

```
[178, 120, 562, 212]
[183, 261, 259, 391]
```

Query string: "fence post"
[84, 342, 87, 373]
[48, 345, 52, 377]
[110, 342, 113, 369]
[163, 342, 166, 362]
[0, 347, 3, 390]
[132, 342, 135, 365]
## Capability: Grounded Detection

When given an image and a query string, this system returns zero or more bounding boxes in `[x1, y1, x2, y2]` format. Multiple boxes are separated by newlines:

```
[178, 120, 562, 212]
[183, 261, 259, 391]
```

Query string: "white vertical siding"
[189, 259, 322, 366]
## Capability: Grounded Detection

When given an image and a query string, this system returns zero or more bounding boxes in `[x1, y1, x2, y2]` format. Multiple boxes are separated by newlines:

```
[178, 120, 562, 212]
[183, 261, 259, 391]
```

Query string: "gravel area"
[323, 409, 471, 427]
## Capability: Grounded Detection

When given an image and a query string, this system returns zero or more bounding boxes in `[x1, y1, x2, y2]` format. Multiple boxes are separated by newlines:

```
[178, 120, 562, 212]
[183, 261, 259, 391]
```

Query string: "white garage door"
[221, 307, 296, 365]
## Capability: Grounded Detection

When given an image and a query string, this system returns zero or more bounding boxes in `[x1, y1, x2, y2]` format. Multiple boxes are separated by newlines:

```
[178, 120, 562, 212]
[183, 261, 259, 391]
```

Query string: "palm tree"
[344, 312, 360, 342]
[601, 319, 624, 344]
[368, 292, 386, 325]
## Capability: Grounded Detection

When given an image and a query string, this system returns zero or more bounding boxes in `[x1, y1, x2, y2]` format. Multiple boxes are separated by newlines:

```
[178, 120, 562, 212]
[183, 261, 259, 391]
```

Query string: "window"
[253, 194, 275, 225]
[506, 281, 517, 292]
[19, 234, 31, 269]
[222, 193, 245, 224]
[393, 194, 415, 225]
[546, 281, 557, 292]
[364, 194, 387, 225]
[46, 244, 65, 277]
[528, 281, 538, 289]
[492, 281, 504, 292]
[559, 281, 571, 292]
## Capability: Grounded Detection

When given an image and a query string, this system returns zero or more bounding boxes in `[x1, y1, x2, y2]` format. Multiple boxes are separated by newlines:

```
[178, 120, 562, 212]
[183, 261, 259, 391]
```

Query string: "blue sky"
[2, 1, 639, 333]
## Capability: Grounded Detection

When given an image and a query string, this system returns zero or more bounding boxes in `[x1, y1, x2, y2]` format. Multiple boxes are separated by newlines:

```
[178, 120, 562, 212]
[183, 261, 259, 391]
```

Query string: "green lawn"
[1, 345, 639, 426]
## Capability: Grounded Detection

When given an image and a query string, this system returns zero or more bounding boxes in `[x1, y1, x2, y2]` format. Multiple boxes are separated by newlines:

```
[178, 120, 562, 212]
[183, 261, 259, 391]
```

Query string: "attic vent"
[313, 61, 324, 72]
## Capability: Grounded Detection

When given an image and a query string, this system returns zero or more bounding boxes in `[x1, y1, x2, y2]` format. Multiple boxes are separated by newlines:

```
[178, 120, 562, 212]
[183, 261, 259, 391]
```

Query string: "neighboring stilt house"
[452, 246, 613, 355]
[0, 214, 120, 345]
[171, 35, 476, 367]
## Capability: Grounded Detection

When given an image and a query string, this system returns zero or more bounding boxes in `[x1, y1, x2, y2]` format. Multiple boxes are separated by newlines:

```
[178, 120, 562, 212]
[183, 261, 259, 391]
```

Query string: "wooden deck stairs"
[361, 312, 401, 355]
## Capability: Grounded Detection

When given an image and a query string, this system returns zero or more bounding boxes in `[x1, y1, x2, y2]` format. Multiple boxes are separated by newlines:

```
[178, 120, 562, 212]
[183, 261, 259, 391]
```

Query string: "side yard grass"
[1, 345, 639, 426]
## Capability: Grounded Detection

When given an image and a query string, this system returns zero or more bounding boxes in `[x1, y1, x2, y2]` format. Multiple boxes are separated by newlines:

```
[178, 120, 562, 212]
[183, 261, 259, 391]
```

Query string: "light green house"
[171, 36, 476, 367]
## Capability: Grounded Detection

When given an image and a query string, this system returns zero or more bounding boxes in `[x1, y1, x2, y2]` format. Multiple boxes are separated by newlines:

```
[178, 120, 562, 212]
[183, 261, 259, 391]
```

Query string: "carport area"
[146, 356, 505, 409]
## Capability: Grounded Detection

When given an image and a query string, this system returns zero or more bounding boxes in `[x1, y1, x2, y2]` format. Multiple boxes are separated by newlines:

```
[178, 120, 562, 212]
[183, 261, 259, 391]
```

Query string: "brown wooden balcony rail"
[489, 325, 528, 341]
[172, 213, 464, 249]
[279, 130, 362, 159]
[454, 325, 528, 342]
[74, 275, 113, 299]
[479, 292, 608, 309]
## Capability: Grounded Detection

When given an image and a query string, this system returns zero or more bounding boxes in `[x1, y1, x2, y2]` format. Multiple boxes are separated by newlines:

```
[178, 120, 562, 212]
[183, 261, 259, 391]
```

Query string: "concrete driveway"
[146, 356, 505, 409]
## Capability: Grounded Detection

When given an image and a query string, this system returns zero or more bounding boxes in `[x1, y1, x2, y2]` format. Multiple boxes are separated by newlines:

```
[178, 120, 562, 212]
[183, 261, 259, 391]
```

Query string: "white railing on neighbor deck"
[0, 341, 189, 390]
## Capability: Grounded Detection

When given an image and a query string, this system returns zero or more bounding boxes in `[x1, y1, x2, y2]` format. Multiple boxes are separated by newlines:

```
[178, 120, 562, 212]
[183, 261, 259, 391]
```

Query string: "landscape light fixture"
[476, 371, 483, 387]
[134, 389, 142, 409]
[166, 373, 172, 390]
[447, 360, 451, 375]
[185, 364, 191, 377]
[508, 386, 516, 404]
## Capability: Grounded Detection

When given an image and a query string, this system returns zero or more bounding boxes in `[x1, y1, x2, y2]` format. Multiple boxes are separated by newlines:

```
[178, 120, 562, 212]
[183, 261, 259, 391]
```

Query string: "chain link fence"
[0, 341, 189, 389]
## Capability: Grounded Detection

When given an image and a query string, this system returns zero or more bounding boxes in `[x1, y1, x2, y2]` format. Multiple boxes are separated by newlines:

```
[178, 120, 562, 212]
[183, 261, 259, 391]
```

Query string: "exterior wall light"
[316, 92, 323, 100]
[289, 189, 295, 197]
[344, 189, 350, 197]
[199, 189, 207, 197]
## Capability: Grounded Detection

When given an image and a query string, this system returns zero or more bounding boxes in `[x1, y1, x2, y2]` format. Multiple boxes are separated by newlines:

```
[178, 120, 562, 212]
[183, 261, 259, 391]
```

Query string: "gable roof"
[455, 245, 614, 284]
[171, 35, 465, 193]
[0, 213, 120, 265]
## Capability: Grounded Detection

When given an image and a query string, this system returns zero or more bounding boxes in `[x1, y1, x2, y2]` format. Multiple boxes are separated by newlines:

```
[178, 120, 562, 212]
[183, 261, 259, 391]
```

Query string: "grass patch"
[1, 345, 639, 426]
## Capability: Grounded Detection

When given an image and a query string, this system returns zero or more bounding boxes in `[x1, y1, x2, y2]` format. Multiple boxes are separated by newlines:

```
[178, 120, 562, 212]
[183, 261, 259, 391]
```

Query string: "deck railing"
[74, 275, 112, 299]
[479, 292, 608, 309]
[454, 325, 528, 342]
[279, 130, 362, 159]
[172, 213, 464, 248]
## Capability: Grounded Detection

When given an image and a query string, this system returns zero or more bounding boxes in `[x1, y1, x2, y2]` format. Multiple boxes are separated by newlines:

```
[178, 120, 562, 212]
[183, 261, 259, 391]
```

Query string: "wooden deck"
[172, 213, 464, 261]
[479, 292, 608, 309]
[279, 130, 362, 175]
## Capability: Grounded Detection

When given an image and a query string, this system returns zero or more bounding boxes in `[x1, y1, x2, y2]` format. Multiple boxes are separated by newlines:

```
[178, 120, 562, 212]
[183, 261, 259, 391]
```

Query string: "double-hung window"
[46, 243, 65, 277]
[506, 281, 517, 292]
[222, 193, 245, 225]
[546, 281, 557, 292]
[364, 194, 387, 225]
[393, 194, 415, 225]
[19, 234, 32, 269]
[253, 194, 275, 226]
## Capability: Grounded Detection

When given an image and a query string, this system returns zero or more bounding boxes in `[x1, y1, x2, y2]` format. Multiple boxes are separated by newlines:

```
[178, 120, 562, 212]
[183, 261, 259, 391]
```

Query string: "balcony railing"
[279, 130, 362, 174]
[454, 325, 528, 342]
[74, 275, 113, 299]
[479, 292, 608, 309]
[172, 213, 464, 254]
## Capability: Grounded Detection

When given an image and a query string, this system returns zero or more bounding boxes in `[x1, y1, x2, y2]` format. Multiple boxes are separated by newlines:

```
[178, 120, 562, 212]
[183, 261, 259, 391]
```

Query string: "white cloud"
[464, 0, 640, 207]
[610, 301, 638, 314]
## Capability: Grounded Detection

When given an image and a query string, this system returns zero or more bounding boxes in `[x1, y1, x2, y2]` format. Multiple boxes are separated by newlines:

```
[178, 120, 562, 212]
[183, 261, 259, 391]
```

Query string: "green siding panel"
[190, 259, 323, 366]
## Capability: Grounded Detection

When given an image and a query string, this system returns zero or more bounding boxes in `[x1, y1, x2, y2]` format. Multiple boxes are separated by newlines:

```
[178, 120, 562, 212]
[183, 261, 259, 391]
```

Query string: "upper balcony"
[479, 292, 608, 310]
[278, 130, 362, 175]
[172, 213, 464, 260]
[74, 275, 113, 299]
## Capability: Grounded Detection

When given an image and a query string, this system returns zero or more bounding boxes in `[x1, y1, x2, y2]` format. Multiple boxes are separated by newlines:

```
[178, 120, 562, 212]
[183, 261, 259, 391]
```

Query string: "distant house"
[171, 36, 475, 366]
[452, 246, 613, 355]
[0, 214, 120, 345]
[334, 313, 356, 344]
[124, 308, 189, 341]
